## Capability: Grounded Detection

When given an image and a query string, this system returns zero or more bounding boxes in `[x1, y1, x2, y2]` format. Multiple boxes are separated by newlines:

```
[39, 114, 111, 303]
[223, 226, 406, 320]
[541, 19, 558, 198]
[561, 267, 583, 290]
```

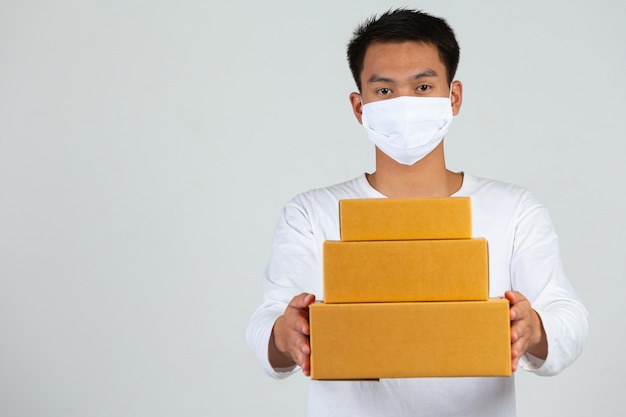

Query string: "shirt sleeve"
[246, 199, 323, 378]
[510, 193, 589, 376]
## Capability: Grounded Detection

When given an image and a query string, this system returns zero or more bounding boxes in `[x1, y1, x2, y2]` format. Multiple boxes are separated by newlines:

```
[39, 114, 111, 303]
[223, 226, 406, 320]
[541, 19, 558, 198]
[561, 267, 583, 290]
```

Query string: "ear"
[349, 92, 363, 124]
[450, 81, 463, 116]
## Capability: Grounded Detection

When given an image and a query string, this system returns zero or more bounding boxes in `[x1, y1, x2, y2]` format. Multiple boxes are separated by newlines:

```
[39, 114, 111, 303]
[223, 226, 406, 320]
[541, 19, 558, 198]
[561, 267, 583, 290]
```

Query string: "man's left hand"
[505, 290, 548, 372]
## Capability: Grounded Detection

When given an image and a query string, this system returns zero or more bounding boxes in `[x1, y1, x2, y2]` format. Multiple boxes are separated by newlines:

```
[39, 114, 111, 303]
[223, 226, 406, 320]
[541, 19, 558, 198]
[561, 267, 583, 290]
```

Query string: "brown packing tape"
[339, 197, 472, 241]
[323, 238, 489, 303]
[309, 299, 511, 380]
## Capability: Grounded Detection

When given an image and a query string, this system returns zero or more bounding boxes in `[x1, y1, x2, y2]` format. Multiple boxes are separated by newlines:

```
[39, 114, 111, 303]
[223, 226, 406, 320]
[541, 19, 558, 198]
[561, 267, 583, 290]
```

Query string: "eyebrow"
[367, 69, 439, 84]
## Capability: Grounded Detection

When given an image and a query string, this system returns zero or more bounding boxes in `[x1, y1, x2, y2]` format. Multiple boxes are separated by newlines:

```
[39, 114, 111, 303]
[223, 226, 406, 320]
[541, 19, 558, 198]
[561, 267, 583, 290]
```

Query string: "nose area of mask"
[360, 96, 453, 165]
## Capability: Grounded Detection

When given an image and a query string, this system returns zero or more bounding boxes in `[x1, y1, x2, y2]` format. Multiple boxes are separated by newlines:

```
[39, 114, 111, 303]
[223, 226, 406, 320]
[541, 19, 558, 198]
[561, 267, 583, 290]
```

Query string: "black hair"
[347, 8, 460, 91]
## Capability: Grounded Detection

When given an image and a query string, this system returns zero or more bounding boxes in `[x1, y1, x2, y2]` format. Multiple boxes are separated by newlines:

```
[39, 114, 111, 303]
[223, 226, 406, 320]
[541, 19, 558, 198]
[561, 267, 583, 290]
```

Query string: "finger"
[291, 334, 312, 372]
[288, 294, 315, 333]
[509, 303, 525, 322]
[511, 355, 519, 372]
[505, 291, 517, 321]
[512, 302, 533, 324]
[506, 290, 530, 306]
[282, 293, 316, 375]
[301, 355, 311, 376]
[303, 293, 316, 306]
[287, 315, 312, 358]
[507, 292, 524, 372]
[511, 340, 523, 372]
[510, 320, 532, 372]
[290, 315, 310, 337]
[289, 292, 316, 309]
[506, 291, 531, 322]
[504, 290, 515, 303]
[505, 290, 522, 305]
[510, 314, 530, 347]
[285, 301, 309, 326]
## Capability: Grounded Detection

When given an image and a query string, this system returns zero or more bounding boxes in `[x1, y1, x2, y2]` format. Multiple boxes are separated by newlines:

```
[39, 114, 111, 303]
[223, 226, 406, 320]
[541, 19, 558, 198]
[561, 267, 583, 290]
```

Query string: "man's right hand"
[269, 293, 316, 376]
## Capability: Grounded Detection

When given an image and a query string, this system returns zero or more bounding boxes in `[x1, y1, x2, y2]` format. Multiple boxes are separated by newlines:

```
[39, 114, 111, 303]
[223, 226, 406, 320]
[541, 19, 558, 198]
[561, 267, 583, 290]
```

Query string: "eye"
[377, 87, 392, 95]
[416, 84, 431, 93]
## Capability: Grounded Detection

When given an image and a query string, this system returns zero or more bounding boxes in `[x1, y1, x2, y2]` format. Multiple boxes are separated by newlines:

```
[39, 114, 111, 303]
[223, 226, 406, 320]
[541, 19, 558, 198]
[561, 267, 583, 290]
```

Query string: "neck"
[367, 142, 463, 198]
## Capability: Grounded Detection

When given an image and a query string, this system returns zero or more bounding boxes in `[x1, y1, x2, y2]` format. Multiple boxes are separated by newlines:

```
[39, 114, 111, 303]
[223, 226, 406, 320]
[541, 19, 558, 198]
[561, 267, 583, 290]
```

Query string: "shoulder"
[463, 173, 532, 197]
[275, 176, 368, 239]
[461, 174, 552, 236]
[462, 173, 542, 211]
[287, 175, 368, 212]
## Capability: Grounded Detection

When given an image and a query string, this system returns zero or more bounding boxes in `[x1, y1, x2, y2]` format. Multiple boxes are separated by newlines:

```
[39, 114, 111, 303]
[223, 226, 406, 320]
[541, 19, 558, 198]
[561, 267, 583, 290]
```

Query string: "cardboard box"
[323, 238, 489, 303]
[309, 299, 511, 380]
[339, 197, 472, 241]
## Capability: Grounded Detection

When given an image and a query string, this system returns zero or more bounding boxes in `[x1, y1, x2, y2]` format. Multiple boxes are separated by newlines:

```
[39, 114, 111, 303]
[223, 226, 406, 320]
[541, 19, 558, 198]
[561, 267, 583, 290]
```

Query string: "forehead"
[361, 41, 445, 80]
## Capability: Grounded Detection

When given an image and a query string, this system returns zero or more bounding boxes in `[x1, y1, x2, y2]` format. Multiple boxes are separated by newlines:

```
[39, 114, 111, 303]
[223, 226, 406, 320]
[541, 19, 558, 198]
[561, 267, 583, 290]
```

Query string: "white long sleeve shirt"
[246, 173, 588, 417]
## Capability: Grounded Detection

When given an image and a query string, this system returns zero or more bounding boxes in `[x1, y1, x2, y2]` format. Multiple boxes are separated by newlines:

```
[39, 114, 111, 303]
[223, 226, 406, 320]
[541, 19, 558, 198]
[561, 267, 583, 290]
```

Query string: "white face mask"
[361, 96, 453, 165]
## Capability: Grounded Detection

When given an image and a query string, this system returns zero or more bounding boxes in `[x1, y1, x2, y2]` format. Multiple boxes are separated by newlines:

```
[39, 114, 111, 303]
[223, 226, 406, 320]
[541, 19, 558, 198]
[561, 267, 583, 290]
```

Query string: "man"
[246, 8, 587, 417]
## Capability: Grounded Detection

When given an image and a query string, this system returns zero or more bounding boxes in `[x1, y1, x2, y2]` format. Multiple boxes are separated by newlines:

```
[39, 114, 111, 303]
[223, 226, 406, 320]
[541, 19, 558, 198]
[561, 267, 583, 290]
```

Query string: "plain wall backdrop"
[1, 0, 624, 416]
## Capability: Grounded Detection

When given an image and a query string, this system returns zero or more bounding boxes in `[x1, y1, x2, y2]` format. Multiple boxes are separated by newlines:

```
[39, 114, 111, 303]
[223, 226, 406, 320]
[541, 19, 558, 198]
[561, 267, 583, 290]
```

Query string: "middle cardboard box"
[323, 238, 489, 303]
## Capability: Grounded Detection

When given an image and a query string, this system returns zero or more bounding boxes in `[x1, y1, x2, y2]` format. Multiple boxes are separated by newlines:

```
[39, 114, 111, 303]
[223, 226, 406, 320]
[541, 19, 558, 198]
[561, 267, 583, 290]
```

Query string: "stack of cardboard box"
[309, 197, 511, 380]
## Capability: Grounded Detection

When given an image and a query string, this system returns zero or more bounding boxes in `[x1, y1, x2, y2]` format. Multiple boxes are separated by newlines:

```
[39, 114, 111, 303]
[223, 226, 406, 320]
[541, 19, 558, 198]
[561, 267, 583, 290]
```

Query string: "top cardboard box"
[339, 197, 472, 241]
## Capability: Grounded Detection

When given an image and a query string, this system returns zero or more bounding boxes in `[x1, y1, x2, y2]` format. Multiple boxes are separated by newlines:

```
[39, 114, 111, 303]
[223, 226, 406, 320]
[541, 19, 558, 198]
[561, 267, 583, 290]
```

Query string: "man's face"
[350, 41, 462, 123]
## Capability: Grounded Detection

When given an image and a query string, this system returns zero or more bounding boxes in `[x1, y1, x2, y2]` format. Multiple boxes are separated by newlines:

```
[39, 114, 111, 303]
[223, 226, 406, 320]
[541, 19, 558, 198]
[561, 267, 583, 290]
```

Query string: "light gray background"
[0, 0, 624, 416]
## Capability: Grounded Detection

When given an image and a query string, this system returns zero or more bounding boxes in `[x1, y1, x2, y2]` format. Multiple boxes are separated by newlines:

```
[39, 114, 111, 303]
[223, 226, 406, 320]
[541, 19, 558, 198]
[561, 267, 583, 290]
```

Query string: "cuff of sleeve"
[519, 352, 546, 371]
[273, 364, 298, 374]
[517, 307, 554, 375]
[255, 309, 301, 379]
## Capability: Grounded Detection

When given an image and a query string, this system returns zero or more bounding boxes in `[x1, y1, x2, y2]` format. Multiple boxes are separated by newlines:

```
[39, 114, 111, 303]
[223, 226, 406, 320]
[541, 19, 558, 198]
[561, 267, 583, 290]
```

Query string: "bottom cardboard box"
[309, 299, 511, 380]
